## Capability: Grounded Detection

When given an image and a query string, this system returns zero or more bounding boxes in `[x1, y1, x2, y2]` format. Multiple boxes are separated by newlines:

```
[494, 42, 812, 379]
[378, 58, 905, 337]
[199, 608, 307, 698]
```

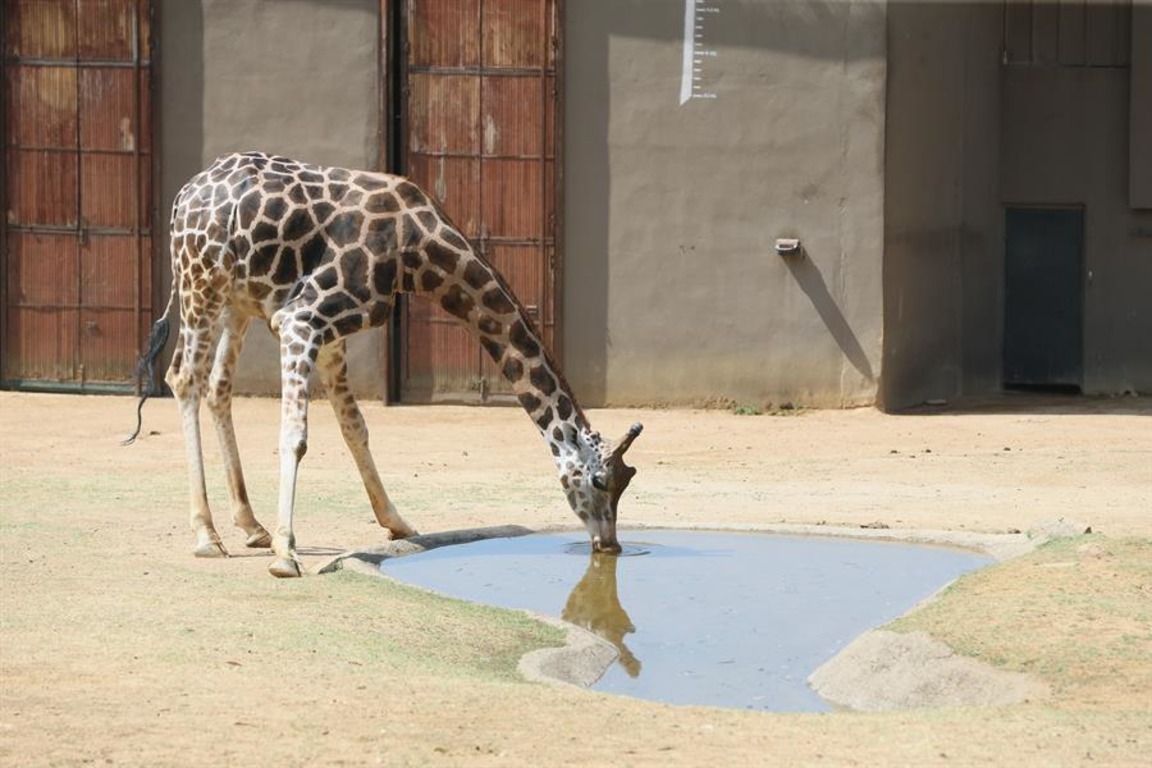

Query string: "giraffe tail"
[121, 290, 176, 446]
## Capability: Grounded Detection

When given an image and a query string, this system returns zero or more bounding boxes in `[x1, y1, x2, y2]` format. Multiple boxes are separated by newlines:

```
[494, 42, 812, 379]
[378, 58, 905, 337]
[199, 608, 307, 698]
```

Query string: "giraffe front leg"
[268, 314, 316, 578]
[317, 342, 418, 539]
[270, 392, 307, 578]
[167, 328, 228, 558]
[207, 310, 272, 549]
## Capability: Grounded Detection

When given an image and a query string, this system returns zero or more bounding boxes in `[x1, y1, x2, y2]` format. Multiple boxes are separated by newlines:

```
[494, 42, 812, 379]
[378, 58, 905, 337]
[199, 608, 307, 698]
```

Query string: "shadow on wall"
[159, 0, 204, 259]
[783, 250, 875, 384]
[154, 0, 205, 391]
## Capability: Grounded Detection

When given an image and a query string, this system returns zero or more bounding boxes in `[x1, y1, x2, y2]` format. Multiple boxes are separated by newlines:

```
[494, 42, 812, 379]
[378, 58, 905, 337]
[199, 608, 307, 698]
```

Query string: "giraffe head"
[561, 422, 643, 553]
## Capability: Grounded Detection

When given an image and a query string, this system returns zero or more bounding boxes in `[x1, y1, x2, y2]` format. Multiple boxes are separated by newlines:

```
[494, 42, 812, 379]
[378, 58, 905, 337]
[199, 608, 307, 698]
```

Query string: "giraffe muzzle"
[592, 535, 622, 555]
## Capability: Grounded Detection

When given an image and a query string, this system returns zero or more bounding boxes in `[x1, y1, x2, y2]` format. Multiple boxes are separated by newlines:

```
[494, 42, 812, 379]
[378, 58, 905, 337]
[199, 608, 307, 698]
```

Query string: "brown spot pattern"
[165, 151, 596, 569]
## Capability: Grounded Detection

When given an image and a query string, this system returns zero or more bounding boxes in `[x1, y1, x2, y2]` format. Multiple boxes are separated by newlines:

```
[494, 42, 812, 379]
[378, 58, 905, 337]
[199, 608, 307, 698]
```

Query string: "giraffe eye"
[591, 472, 609, 492]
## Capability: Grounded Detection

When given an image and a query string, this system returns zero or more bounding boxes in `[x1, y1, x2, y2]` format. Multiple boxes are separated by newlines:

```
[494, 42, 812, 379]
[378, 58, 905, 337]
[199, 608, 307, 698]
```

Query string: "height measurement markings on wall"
[680, 0, 721, 104]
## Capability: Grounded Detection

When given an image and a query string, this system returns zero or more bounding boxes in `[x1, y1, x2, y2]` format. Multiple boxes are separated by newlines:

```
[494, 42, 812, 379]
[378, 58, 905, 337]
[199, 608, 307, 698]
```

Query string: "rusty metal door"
[398, 0, 559, 403]
[1, 0, 154, 392]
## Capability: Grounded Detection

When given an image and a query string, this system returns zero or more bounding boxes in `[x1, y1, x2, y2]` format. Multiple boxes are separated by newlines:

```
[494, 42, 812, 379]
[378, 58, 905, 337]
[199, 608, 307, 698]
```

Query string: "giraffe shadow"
[224, 545, 346, 560]
[297, 546, 348, 557]
[314, 525, 538, 574]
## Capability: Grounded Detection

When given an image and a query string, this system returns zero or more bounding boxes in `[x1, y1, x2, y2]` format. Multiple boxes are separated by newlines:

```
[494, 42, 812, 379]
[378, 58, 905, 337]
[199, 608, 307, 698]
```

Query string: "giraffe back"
[171, 152, 453, 327]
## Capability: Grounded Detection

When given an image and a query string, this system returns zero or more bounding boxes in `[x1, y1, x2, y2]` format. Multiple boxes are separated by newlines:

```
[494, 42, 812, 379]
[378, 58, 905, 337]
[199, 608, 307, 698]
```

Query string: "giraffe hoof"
[193, 540, 229, 558]
[244, 528, 273, 549]
[269, 557, 304, 578]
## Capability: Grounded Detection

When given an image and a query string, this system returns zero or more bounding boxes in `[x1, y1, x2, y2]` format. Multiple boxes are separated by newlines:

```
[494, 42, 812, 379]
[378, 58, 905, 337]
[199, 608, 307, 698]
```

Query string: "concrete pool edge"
[315, 517, 1092, 572]
[807, 629, 1052, 711]
[318, 519, 1084, 708]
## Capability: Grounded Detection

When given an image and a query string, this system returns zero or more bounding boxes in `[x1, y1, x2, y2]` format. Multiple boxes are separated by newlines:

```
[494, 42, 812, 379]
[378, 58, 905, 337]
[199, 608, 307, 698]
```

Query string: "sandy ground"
[1, 391, 1150, 765]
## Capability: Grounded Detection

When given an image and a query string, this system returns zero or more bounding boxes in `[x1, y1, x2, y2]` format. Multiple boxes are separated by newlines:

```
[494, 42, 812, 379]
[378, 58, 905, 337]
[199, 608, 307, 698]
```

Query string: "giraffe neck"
[408, 225, 590, 463]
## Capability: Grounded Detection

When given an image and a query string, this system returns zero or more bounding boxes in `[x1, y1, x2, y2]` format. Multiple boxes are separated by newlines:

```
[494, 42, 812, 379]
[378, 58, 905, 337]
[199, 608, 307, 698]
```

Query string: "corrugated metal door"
[399, 0, 559, 403]
[2, 0, 154, 392]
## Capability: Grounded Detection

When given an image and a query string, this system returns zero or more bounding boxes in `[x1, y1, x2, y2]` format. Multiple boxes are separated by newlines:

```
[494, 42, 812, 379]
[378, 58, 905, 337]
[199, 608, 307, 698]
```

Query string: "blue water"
[380, 529, 991, 712]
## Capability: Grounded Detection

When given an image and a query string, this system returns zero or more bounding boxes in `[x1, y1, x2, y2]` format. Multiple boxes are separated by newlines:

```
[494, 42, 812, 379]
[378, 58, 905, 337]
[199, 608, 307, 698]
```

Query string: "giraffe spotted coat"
[130, 152, 642, 576]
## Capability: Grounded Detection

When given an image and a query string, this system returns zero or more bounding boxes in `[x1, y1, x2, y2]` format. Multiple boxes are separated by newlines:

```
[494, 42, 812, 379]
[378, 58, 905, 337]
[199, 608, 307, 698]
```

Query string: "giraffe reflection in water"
[562, 552, 641, 677]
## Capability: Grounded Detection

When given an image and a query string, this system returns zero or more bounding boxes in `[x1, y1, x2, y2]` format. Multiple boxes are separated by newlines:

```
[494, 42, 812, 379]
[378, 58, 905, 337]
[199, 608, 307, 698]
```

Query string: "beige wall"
[159, 0, 385, 398]
[564, 0, 887, 408]
[154, 0, 1148, 409]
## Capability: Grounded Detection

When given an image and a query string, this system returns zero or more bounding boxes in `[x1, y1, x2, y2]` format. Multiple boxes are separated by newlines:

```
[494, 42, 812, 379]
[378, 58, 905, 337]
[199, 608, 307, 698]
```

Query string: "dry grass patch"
[890, 535, 1152, 710]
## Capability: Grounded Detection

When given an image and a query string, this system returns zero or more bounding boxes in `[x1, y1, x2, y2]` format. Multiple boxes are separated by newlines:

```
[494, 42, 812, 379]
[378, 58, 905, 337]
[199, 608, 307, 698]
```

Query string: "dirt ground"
[1, 390, 1150, 766]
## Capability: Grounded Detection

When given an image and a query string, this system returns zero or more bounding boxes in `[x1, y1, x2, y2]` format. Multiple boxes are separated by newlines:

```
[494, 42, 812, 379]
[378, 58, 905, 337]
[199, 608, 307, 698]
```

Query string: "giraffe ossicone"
[125, 152, 642, 577]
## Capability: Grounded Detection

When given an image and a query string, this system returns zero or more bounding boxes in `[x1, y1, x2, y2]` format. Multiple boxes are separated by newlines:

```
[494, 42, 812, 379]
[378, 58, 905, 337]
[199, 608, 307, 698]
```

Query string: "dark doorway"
[1, 0, 155, 392]
[1003, 206, 1084, 391]
[391, 0, 561, 404]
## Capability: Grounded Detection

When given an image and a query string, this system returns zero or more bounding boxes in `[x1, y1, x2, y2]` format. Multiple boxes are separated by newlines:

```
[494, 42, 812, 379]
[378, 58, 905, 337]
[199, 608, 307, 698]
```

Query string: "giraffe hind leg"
[317, 341, 418, 539]
[206, 309, 272, 549]
[166, 312, 229, 558]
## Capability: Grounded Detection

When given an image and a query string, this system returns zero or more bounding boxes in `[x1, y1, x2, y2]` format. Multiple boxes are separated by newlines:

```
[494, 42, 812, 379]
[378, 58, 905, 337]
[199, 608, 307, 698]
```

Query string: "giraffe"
[125, 151, 642, 578]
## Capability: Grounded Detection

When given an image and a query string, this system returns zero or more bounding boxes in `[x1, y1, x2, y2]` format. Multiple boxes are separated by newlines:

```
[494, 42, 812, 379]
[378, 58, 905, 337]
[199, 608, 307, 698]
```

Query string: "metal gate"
[397, 0, 560, 403]
[2, 0, 154, 392]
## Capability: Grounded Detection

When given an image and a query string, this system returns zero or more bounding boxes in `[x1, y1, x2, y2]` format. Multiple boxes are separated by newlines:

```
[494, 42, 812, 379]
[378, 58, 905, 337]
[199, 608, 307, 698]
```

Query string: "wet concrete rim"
[319, 520, 1080, 709]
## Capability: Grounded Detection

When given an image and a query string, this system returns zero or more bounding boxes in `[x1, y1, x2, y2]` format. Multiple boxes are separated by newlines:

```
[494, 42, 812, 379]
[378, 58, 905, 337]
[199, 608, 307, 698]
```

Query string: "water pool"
[380, 529, 991, 712]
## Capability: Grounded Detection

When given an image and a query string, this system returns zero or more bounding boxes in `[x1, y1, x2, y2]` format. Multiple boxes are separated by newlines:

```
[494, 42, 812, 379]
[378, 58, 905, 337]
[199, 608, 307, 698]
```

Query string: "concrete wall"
[564, 0, 886, 408]
[884, 0, 1152, 409]
[153, 0, 1147, 408]
[882, 2, 1003, 409]
[158, 0, 385, 398]
[1133, 3, 1152, 208]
